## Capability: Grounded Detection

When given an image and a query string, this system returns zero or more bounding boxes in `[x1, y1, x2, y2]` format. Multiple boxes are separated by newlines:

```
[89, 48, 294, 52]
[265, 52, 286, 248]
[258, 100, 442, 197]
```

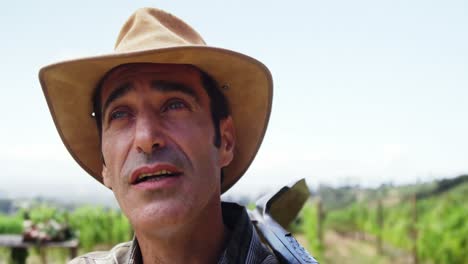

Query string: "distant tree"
[417, 174, 468, 199]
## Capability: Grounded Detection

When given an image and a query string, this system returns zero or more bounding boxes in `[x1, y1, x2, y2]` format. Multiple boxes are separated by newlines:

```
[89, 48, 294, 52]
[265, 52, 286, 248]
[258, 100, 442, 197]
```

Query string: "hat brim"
[39, 46, 273, 193]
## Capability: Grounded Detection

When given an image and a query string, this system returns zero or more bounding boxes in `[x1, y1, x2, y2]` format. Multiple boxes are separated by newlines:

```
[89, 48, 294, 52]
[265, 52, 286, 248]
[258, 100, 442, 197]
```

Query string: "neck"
[134, 198, 228, 264]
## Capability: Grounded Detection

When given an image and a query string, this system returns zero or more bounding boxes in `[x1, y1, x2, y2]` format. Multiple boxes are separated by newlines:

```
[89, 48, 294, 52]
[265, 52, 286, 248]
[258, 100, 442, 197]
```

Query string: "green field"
[293, 176, 468, 264]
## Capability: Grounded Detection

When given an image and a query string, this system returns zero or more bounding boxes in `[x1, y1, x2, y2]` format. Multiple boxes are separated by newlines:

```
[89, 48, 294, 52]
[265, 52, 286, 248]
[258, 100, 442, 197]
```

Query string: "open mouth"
[133, 170, 182, 185]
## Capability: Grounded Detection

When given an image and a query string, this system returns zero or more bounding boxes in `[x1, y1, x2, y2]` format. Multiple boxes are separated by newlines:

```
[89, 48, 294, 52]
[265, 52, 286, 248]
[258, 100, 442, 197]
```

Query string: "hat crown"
[114, 8, 206, 53]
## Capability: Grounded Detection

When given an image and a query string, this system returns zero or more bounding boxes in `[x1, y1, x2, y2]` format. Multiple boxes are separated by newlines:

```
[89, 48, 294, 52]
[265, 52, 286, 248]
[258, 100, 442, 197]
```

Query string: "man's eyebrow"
[151, 80, 199, 102]
[102, 82, 133, 115]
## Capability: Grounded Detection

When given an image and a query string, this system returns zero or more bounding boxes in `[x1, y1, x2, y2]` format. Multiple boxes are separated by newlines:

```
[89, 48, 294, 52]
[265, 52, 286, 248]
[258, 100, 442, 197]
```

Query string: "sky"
[0, 0, 467, 202]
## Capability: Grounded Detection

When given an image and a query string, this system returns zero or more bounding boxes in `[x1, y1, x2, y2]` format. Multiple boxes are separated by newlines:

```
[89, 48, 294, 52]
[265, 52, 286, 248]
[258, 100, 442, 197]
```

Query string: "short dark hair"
[92, 64, 230, 148]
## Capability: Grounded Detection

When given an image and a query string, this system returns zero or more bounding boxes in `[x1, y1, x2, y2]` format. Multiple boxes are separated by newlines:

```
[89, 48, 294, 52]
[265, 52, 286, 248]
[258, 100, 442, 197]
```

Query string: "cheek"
[102, 130, 134, 177]
[172, 115, 214, 148]
[174, 117, 220, 173]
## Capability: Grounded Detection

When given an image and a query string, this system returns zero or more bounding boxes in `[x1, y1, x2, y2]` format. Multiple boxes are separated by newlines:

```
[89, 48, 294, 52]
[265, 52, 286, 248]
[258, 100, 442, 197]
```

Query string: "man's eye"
[164, 100, 188, 111]
[110, 110, 129, 120]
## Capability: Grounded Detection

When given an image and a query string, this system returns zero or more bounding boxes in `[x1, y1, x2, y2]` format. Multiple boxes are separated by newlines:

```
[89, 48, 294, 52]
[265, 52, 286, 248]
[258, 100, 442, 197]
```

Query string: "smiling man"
[39, 7, 278, 264]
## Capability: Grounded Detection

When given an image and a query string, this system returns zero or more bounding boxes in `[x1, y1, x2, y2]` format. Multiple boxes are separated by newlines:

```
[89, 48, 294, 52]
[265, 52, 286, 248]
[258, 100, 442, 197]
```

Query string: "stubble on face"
[99, 63, 224, 235]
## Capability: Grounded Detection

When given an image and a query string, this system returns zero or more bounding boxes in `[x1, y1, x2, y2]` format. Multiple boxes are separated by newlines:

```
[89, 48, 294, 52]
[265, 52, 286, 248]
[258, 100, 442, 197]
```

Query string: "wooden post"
[39, 246, 47, 264]
[70, 246, 78, 260]
[411, 195, 419, 264]
[316, 198, 323, 245]
[377, 199, 383, 254]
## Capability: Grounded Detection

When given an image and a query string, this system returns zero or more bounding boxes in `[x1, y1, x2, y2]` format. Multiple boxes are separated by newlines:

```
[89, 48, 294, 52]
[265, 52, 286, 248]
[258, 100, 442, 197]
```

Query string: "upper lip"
[130, 163, 182, 184]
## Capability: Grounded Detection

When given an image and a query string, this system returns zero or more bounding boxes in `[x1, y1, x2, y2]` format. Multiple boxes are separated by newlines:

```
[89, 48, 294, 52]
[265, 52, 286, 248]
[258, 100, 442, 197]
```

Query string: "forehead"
[99, 63, 204, 99]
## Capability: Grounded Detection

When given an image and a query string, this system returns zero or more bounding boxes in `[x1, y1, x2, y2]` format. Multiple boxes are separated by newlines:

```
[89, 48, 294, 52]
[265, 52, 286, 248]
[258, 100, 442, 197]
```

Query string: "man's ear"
[102, 165, 112, 189]
[219, 116, 235, 168]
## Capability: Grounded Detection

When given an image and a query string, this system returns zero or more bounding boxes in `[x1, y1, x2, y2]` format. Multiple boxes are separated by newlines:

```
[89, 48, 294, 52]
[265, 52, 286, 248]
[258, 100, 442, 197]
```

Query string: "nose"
[134, 112, 165, 155]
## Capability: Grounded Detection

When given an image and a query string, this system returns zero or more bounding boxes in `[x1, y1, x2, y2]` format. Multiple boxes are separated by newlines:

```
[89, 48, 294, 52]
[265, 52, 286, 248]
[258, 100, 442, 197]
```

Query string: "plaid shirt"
[217, 202, 279, 263]
[70, 202, 279, 264]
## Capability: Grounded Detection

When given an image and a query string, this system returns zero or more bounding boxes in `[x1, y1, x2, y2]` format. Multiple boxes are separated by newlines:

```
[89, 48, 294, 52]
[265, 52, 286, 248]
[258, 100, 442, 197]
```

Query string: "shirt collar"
[127, 202, 274, 264]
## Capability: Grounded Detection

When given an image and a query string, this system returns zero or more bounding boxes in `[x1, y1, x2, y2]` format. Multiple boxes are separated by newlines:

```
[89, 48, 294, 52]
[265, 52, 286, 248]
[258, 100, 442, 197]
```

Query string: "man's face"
[99, 63, 234, 231]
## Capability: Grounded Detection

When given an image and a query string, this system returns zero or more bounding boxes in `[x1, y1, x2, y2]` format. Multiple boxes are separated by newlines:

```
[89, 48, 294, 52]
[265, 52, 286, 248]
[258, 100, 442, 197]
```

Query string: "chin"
[127, 199, 194, 234]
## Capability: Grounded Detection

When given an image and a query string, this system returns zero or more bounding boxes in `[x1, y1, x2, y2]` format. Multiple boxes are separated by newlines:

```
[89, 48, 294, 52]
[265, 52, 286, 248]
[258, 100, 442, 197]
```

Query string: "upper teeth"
[137, 170, 173, 180]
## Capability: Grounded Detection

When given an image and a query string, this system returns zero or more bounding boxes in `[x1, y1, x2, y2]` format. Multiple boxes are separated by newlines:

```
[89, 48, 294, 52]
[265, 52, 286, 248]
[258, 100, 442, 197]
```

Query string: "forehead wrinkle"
[151, 80, 200, 103]
[102, 82, 134, 115]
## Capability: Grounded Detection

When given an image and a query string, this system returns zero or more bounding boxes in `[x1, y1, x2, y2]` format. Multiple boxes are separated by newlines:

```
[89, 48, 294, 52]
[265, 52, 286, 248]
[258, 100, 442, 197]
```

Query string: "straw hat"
[39, 7, 272, 193]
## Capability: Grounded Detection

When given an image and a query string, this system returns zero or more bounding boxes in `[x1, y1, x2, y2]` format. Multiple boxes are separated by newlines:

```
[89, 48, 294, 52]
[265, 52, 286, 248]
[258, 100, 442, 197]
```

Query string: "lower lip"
[132, 175, 182, 191]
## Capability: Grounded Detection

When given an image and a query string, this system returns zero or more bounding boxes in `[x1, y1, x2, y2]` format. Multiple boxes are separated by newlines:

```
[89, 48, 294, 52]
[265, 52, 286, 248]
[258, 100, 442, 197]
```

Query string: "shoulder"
[68, 241, 133, 264]
[248, 226, 280, 264]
